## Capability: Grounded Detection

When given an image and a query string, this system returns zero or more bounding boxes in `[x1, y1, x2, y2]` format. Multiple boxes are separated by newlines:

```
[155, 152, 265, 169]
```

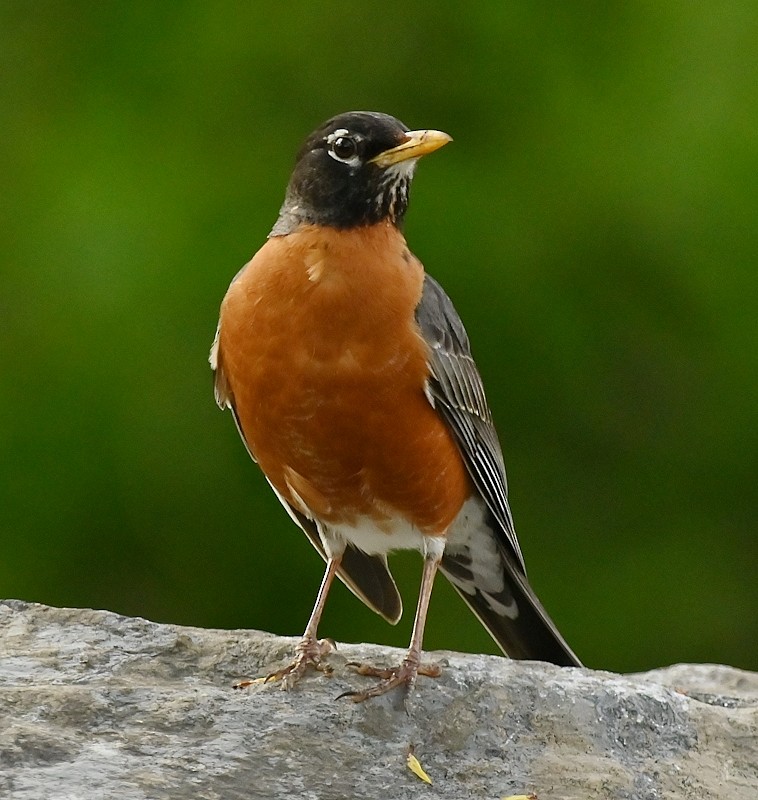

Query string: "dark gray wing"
[415, 275, 524, 570]
[266, 479, 403, 625]
[416, 275, 581, 666]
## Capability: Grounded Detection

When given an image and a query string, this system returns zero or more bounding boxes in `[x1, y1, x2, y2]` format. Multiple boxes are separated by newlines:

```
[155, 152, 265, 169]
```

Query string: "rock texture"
[0, 600, 756, 799]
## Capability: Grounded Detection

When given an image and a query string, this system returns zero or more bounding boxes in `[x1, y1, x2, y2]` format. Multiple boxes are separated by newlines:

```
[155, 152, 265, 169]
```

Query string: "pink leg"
[235, 557, 340, 691]
[343, 549, 443, 702]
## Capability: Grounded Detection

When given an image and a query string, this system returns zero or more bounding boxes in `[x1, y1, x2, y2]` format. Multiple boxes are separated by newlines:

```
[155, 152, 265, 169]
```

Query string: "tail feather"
[441, 555, 581, 666]
[441, 500, 581, 667]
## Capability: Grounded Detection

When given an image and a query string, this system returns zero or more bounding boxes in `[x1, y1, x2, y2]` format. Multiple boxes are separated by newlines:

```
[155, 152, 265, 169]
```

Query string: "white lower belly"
[323, 495, 489, 558]
[327, 515, 426, 556]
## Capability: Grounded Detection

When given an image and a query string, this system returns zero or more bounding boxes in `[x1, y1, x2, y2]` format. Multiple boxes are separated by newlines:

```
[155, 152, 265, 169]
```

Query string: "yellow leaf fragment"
[501, 795, 537, 800]
[406, 752, 432, 785]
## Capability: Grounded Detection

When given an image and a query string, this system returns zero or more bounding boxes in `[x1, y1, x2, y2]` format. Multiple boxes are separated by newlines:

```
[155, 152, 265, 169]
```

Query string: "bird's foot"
[233, 637, 336, 691]
[339, 658, 442, 702]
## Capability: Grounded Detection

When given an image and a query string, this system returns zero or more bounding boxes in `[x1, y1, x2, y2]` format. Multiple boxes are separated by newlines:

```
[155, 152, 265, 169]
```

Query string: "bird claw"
[346, 660, 442, 679]
[339, 659, 442, 702]
[234, 637, 337, 691]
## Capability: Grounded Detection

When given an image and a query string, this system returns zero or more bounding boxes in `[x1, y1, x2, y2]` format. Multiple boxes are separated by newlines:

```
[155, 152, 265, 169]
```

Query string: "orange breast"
[216, 223, 471, 535]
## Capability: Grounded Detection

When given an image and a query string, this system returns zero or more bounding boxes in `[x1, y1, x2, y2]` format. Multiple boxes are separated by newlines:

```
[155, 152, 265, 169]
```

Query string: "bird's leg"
[343, 539, 443, 702]
[236, 556, 340, 691]
[271, 555, 341, 688]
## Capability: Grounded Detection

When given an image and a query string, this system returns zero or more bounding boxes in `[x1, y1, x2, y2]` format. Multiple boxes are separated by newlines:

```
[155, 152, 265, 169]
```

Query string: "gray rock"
[0, 600, 756, 799]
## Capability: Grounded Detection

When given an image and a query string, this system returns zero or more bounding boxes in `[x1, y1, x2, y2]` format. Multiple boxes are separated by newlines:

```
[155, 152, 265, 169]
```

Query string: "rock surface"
[0, 600, 756, 799]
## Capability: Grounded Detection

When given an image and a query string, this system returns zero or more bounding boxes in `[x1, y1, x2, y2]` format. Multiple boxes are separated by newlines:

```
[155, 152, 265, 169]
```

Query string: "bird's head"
[271, 111, 451, 235]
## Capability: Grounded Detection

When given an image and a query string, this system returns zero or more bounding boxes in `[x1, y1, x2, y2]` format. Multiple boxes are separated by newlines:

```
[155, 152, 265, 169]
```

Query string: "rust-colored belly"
[217, 224, 471, 536]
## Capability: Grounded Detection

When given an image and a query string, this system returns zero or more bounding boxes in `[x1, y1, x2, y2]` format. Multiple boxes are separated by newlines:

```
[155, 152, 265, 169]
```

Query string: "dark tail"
[440, 532, 582, 667]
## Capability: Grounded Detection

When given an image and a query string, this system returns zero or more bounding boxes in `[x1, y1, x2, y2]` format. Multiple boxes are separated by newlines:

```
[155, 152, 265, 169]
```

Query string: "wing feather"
[415, 274, 581, 666]
[415, 275, 524, 570]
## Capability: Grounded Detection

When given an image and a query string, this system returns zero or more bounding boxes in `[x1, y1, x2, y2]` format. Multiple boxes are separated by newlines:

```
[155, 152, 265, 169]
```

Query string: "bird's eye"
[331, 136, 357, 161]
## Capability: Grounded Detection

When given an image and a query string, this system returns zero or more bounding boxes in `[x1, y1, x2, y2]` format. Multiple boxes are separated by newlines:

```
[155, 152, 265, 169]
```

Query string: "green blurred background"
[1, 3, 756, 674]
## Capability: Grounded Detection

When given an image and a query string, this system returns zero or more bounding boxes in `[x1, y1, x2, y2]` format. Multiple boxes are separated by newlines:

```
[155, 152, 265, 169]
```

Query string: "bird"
[210, 111, 581, 702]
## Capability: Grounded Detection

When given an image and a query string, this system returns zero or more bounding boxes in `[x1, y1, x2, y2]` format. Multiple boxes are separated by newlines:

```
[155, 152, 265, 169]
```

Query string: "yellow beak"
[369, 129, 452, 167]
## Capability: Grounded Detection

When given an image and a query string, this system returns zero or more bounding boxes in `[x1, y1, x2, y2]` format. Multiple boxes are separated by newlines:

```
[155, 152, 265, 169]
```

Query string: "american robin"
[211, 111, 581, 702]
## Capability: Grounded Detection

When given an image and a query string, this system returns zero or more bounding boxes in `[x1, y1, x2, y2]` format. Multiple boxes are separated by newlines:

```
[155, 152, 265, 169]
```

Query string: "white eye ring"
[325, 129, 361, 166]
